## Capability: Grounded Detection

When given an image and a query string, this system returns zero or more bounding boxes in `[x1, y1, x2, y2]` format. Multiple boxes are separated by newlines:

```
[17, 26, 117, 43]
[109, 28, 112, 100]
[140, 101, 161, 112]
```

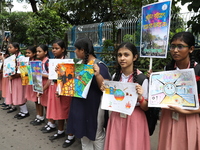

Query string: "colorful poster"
[19, 62, 29, 85]
[101, 80, 138, 115]
[3, 55, 16, 77]
[74, 64, 94, 98]
[49, 59, 74, 79]
[140, 1, 171, 58]
[27, 65, 33, 85]
[149, 69, 199, 110]
[30, 61, 43, 93]
[57, 63, 94, 98]
[57, 63, 75, 96]
[0, 60, 3, 70]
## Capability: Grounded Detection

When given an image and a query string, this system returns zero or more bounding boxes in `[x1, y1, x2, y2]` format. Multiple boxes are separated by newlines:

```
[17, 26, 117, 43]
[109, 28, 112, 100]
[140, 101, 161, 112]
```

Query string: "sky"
[10, 0, 190, 13]
[11, 0, 32, 12]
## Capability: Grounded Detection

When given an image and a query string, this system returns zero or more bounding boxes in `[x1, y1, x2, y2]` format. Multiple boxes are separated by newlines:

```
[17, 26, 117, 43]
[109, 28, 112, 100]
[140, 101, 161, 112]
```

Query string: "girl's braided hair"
[74, 37, 96, 64]
[113, 42, 138, 83]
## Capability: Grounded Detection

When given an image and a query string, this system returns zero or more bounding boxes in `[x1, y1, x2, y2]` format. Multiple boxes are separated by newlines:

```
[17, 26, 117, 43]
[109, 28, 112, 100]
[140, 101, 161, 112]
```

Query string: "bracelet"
[138, 96, 145, 104]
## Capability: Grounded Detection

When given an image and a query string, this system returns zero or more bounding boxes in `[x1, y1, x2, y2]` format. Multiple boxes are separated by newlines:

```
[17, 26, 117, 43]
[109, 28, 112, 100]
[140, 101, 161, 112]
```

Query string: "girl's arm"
[166, 105, 200, 114]
[93, 64, 107, 89]
[136, 79, 149, 111]
[9, 73, 21, 80]
[42, 74, 48, 78]
[136, 84, 148, 111]
[43, 79, 51, 91]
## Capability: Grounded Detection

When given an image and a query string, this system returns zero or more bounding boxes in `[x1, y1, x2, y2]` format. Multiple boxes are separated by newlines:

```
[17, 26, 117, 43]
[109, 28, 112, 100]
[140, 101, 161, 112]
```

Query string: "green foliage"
[0, 11, 30, 44]
[100, 40, 116, 74]
[99, 38, 172, 75]
[26, 7, 71, 45]
[181, 0, 200, 34]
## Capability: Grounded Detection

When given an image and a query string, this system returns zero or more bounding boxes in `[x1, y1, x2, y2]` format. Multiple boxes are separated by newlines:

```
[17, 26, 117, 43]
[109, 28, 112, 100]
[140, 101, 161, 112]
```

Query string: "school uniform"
[6, 53, 26, 105]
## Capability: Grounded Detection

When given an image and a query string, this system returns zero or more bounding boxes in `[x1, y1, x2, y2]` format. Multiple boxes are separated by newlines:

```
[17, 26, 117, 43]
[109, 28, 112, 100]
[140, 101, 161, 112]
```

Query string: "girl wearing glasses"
[158, 32, 200, 150]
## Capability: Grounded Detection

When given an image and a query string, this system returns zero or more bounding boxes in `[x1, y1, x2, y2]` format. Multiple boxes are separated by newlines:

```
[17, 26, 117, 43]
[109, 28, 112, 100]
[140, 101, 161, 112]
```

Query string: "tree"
[26, 7, 71, 45]
[6, 12, 31, 44]
[181, 0, 200, 34]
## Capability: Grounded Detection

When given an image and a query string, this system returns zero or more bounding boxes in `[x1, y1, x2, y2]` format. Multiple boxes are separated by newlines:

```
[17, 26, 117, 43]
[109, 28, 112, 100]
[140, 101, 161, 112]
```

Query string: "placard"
[148, 69, 199, 110]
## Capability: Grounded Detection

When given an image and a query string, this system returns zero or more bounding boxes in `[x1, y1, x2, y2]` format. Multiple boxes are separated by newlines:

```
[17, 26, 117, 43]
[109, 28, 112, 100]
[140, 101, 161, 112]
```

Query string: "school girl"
[157, 32, 200, 150]
[24, 46, 43, 125]
[6, 42, 29, 119]
[0, 49, 10, 108]
[65, 37, 111, 149]
[30, 44, 51, 125]
[96, 42, 150, 150]
[41, 40, 73, 143]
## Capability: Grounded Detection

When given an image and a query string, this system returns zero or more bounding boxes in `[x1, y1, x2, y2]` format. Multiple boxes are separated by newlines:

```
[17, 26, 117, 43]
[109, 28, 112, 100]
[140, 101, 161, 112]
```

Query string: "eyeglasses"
[169, 44, 189, 50]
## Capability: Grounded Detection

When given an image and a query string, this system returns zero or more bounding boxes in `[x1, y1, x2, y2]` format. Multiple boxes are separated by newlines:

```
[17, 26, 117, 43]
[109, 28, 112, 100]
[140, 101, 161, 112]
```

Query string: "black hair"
[52, 39, 67, 57]
[74, 37, 96, 64]
[166, 32, 195, 70]
[27, 46, 37, 60]
[113, 42, 138, 83]
[4, 47, 10, 57]
[11, 42, 20, 51]
[37, 44, 49, 57]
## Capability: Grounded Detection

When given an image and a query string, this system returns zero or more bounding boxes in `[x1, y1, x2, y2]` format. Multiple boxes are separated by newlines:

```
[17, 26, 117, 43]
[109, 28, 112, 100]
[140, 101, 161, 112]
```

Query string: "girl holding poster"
[42, 40, 74, 144]
[6, 42, 29, 119]
[31, 44, 51, 125]
[0, 49, 10, 108]
[157, 32, 200, 150]
[65, 37, 111, 149]
[25, 46, 45, 125]
[98, 42, 150, 150]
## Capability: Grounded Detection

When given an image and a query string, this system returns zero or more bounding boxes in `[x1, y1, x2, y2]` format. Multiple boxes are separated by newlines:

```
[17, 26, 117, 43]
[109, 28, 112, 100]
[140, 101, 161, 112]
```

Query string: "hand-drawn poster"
[149, 69, 199, 110]
[0, 60, 3, 70]
[140, 1, 171, 58]
[101, 80, 138, 115]
[3, 55, 16, 77]
[30, 61, 43, 93]
[57, 63, 75, 96]
[74, 64, 94, 98]
[57, 63, 94, 98]
[49, 59, 74, 79]
[19, 62, 29, 85]
[27, 65, 33, 85]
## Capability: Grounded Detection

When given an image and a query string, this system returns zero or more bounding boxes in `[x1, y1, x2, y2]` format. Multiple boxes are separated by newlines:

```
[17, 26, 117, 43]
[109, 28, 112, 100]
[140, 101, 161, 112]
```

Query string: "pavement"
[0, 99, 159, 150]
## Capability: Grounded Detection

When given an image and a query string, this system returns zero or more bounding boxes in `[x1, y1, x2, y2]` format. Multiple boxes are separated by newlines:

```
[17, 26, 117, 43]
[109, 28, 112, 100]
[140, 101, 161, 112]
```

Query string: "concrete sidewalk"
[0, 99, 159, 150]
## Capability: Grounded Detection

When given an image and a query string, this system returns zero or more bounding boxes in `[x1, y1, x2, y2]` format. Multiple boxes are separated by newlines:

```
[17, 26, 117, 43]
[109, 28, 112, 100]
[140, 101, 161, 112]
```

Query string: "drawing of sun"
[114, 89, 125, 101]
[155, 76, 196, 106]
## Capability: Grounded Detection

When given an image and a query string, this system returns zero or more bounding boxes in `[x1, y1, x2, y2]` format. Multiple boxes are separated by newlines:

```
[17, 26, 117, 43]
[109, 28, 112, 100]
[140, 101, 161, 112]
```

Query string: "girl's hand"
[55, 65, 59, 72]
[136, 84, 144, 97]
[93, 64, 100, 76]
[8, 76, 14, 80]
[146, 69, 152, 78]
[37, 93, 42, 97]
[100, 82, 106, 91]
[166, 105, 189, 114]
[55, 91, 60, 98]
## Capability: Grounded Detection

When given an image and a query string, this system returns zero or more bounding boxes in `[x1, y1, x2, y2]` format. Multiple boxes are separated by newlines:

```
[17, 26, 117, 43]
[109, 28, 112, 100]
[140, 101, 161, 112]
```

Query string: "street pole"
[0, 0, 4, 51]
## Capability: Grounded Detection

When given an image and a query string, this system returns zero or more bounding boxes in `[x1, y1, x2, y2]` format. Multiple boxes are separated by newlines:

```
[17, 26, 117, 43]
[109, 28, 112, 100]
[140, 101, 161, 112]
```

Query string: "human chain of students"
[0, 32, 200, 150]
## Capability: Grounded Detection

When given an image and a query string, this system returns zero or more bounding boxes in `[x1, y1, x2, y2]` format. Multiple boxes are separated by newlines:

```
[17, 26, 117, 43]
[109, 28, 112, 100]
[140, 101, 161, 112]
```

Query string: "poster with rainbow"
[148, 69, 199, 110]
[101, 81, 138, 115]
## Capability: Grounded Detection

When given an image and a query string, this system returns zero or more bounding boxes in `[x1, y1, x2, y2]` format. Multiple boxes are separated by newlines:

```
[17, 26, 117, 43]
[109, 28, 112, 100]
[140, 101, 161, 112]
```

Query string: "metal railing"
[67, 11, 200, 59]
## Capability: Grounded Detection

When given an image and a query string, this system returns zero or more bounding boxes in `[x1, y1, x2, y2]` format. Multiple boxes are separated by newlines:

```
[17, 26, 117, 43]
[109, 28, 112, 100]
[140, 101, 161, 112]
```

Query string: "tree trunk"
[29, 0, 38, 12]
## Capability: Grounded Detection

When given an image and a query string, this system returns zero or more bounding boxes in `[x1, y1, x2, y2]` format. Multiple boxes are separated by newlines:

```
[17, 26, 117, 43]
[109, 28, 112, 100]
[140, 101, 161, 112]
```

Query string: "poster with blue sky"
[140, 1, 171, 58]
[30, 61, 43, 93]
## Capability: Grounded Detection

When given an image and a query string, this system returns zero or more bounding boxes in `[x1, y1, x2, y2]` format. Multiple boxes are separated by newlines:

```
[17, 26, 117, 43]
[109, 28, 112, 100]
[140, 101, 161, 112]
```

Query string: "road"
[0, 99, 159, 150]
